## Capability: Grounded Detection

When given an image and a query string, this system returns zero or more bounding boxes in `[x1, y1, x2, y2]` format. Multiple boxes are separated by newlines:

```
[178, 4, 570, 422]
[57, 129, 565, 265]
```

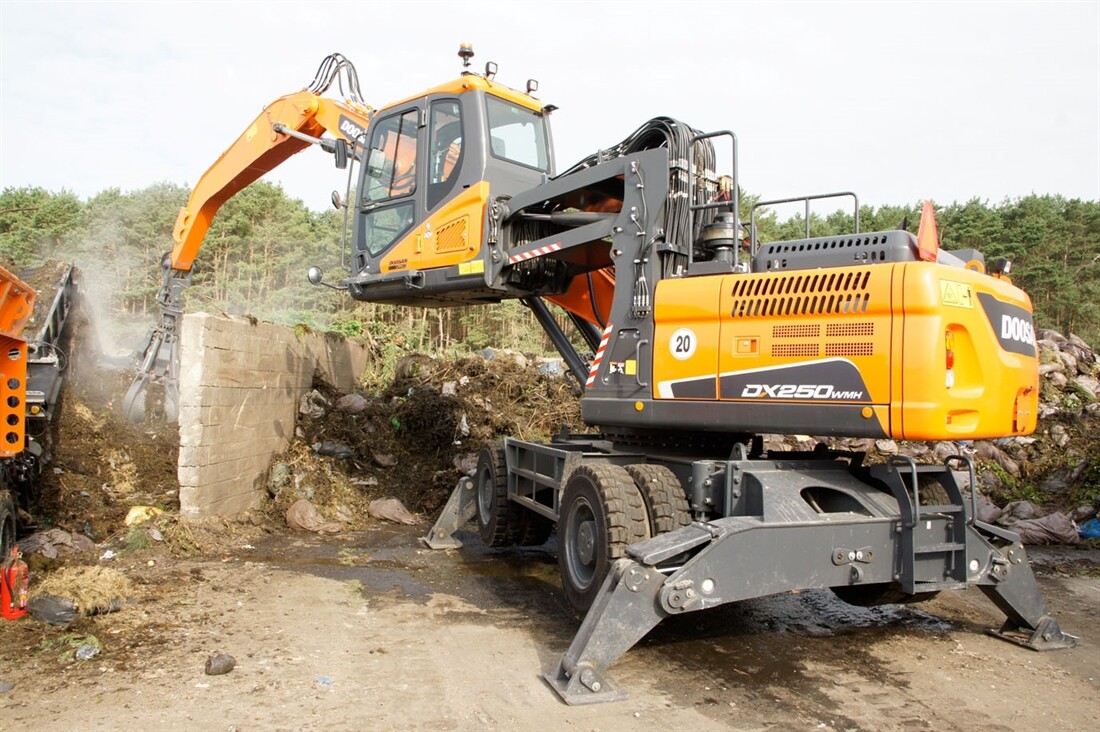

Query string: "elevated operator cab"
[345, 72, 555, 305]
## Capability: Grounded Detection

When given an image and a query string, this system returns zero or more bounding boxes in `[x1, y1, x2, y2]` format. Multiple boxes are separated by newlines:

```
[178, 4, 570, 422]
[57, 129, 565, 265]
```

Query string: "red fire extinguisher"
[1, 547, 28, 620]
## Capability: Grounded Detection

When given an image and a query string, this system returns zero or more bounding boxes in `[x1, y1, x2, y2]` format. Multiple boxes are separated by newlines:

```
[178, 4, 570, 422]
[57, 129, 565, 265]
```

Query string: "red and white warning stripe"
[508, 242, 562, 264]
[586, 323, 614, 389]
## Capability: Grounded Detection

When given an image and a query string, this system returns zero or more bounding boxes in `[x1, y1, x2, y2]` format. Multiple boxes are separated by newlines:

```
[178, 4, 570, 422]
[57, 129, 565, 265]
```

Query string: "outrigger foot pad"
[988, 615, 1079, 651]
[543, 661, 627, 706]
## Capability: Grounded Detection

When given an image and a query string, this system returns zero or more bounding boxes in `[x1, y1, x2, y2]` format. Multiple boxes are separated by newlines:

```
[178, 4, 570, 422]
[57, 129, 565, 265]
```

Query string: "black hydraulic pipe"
[523, 297, 587, 388]
[568, 310, 602, 352]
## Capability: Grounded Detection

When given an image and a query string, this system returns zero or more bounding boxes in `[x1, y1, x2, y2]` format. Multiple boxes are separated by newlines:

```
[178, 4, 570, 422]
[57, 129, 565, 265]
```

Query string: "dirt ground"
[0, 523, 1097, 731]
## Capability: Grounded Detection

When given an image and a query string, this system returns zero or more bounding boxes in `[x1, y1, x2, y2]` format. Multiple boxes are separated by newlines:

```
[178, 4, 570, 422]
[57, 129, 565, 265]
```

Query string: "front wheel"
[476, 442, 521, 547]
[557, 463, 651, 613]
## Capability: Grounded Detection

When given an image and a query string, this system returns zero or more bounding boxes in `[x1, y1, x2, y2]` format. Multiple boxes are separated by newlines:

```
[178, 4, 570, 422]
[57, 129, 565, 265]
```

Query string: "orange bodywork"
[169, 91, 373, 272]
[379, 183, 490, 274]
[652, 261, 1038, 440]
[0, 266, 33, 457]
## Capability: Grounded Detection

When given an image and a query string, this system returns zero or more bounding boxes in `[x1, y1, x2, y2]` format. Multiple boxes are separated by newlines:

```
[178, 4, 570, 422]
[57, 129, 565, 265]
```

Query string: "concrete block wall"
[177, 313, 370, 518]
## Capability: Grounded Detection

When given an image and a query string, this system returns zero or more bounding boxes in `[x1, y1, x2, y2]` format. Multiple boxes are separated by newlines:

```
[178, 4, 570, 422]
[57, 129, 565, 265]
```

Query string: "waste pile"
[266, 350, 583, 531]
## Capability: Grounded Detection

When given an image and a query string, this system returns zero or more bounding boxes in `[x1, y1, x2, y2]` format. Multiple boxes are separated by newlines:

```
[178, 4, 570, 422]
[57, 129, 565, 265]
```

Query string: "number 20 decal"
[669, 328, 697, 360]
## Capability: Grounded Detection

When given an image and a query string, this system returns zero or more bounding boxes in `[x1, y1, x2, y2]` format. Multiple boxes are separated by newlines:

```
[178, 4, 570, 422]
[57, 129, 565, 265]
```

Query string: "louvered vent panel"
[435, 217, 469, 254]
[730, 270, 873, 318]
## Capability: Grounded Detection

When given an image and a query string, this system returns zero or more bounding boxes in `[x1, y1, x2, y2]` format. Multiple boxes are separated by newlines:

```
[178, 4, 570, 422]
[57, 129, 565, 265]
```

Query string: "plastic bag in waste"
[1012, 512, 1080, 545]
[1078, 517, 1100, 540]
[368, 498, 418, 525]
[286, 499, 343, 534]
[26, 594, 78, 626]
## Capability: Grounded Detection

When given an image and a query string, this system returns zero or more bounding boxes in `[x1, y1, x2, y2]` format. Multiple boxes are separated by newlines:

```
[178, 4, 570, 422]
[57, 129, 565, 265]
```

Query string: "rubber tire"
[625, 464, 692, 535]
[476, 442, 522, 547]
[832, 583, 940, 607]
[0, 491, 16, 561]
[558, 463, 651, 613]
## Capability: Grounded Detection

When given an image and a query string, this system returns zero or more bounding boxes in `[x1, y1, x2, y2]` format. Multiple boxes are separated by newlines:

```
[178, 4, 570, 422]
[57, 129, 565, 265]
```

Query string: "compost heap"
[266, 351, 583, 529]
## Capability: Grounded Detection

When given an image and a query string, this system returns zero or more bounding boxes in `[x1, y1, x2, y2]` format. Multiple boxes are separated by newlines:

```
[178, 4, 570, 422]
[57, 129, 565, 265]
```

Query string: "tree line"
[0, 183, 1097, 357]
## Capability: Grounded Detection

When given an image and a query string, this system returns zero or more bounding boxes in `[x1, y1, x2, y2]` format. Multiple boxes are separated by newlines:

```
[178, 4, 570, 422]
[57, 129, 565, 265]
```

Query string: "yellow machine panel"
[651, 261, 1038, 441]
[380, 183, 489, 274]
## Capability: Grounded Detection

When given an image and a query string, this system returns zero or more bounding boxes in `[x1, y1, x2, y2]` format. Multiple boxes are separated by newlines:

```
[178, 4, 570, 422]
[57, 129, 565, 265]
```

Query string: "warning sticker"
[609, 362, 626, 375]
[940, 280, 974, 308]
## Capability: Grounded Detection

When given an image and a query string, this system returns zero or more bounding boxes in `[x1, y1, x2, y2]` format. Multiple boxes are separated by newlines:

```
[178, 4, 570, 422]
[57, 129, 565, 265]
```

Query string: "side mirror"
[307, 266, 324, 286]
[331, 190, 343, 210]
[333, 139, 348, 170]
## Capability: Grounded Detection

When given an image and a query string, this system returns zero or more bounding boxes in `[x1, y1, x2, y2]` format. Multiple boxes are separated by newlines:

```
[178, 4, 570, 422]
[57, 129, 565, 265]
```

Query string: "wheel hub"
[577, 520, 596, 565]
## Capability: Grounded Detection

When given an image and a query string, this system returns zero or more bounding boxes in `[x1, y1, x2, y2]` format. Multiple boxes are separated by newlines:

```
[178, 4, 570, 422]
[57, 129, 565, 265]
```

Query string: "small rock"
[1048, 371, 1068, 389]
[336, 393, 369, 414]
[313, 441, 355, 460]
[1049, 424, 1070, 449]
[441, 381, 458, 396]
[351, 477, 379, 487]
[372, 452, 398, 468]
[298, 390, 328, 419]
[205, 652, 236, 676]
[874, 439, 898, 455]
[0, 681, 13, 693]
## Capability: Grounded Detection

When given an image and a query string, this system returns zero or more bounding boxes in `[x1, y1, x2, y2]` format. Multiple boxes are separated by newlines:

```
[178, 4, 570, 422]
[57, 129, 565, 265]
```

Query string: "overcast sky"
[2, 1, 1097, 217]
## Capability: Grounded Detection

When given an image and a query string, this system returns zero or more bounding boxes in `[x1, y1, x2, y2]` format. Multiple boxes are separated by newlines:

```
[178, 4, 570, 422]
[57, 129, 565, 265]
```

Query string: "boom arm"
[170, 90, 372, 271]
[124, 55, 373, 420]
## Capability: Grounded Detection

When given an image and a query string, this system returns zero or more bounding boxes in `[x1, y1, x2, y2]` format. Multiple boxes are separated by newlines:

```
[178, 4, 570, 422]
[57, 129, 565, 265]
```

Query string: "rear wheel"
[625, 464, 691, 535]
[558, 463, 651, 613]
[476, 442, 521, 547]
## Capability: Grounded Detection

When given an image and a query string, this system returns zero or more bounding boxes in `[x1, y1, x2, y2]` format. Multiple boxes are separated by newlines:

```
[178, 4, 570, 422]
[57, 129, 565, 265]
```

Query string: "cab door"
[352, 105, 423, 276]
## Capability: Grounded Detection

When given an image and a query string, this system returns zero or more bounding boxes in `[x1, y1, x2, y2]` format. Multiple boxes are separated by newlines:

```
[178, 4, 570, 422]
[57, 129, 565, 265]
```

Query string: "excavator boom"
[124, 54, 372, 420]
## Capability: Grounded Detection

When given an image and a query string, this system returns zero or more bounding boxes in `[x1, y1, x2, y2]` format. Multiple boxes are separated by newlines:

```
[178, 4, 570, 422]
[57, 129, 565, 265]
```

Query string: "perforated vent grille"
[826, 342, 874, 357]
[435, 217, 469, 254]
[730, 270, 872, 318]
[761, 233, 895, 256]
[773, 343, 820, 357]
[773, 324, 820, 338]
[826, 322, 874, 337]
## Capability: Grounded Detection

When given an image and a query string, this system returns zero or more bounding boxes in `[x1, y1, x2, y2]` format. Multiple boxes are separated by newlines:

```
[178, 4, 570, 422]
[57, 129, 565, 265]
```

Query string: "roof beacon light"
[458, 42, 474, 70]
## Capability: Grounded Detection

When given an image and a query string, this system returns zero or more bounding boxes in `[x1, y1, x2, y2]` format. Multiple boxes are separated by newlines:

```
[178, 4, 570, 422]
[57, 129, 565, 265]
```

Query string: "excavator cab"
[343, 73, 555, 304]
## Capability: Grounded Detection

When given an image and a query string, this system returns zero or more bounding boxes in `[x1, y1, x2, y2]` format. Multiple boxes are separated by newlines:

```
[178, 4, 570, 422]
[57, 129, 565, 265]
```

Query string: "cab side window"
[428, 100, 463, 210]
[364, 109, 419, 202]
